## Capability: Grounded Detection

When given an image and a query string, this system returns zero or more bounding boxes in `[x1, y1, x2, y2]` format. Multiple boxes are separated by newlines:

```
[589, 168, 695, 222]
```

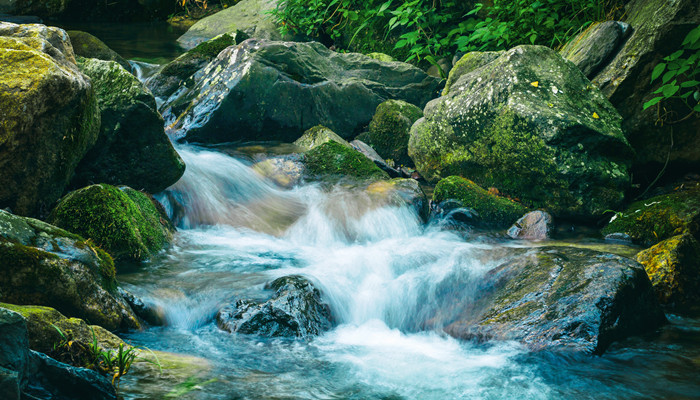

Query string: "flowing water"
[69, 26, 700, 399]
[115, 144, 700, 400]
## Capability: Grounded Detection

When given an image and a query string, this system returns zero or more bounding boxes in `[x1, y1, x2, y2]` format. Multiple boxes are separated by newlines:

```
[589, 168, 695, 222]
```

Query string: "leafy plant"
[643, 25, 700, 120]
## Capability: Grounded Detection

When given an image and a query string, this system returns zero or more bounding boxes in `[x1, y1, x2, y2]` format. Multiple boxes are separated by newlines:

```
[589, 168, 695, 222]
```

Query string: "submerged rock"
[601, 186, 700, 246]
[165, 39, 439, 143]
[252, 156, 305, 188]
[48, 184, 174, 263]
[217, 275, 333, 338]
[445, 247, 666, 354]
[177, 0, 283, 50]
[507, 211, 553, 240]
[72, 58, 185, 194]
[357, 99, 423, 167]
[433, 176, 528, 228]
[364, 178, 429, 221]
[636, 233, 700, 311]
[67, 30, 131, 72]
[0, 22, 100, 217]
[409, 45, 632, 218]
[0, 210, 139, 331]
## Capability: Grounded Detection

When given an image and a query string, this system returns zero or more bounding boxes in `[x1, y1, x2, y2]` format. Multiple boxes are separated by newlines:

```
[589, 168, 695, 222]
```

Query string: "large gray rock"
[165, 39, 439, 144]
[0, 22, 100, 217]
[0, 210, 139, 331]
[71, 58, 185, 193]
[588, 0, 700, 179]
[444, 247, 666, 354]
[67, 30, 131, 72]
[177, 0, 282, 50]
[408, 45, 632, 218]
[217, 275, 333, 338]
[560, 21, 630, 78]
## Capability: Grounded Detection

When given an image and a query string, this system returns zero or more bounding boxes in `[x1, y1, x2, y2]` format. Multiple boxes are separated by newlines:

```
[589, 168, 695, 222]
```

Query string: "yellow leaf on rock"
[592, 112, 600, 119]
[530, 81, 539, 87]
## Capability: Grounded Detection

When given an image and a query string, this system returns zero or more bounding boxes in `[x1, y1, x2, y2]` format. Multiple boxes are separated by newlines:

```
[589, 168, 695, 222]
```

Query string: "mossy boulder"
[293, 125, 350, 151]
[0, 22, 100, 217]
[48, 184, 174, 263]
[636, 233, 700, 311]
[177, 0, 283, 50]
[559, 21, 630, 79]
[409, 45, 632, 218]
[302, 141, 389, 182]
[165, 39, 439, 143]
[433, 176, 528, 228]
[445, 247, 666, 354]
[148, 31, 248, 98]
[588, 0, 700, 179]
[357, 100, 423, 167]
[0, 210, 138, 331]
[366, 52, 395, 62]
[601, 186, 700, 246]
[71, 58, 185, 194]
[67, 30, 131, 72]
[217, 275, 334, 338]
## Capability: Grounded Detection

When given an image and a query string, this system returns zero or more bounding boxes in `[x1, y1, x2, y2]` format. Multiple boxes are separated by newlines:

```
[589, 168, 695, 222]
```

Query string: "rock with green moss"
[445, 247, 666, 354]
[588, 0, 699, 179]
[366, 52, 395, 62]
[302, 141, 389, 182]
[177, 0, 283, 50]
[0, 209, 139, 331]
[433, 176, 528, 228]
[293, 125, 350, 151]
[48, 184, 174, 263]
[602, 186, 700, 246]
[67, 30, 131, 72]
[559, 21, 629, 79]
[0, 22, 100, 217]
[442, 51, 501, 96]
[409, 45, 632, 218]
[636, 233, 700, 311]
[71, 58, 185, 193]
[148, 31, 248, 98]
[358, 100, 423, 167]
[166, 39, 439, 143]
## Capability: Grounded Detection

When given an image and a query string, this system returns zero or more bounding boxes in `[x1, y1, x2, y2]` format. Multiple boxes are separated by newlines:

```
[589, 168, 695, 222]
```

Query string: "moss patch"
[433, 176, 528, 228]
[363, 100, 423, 167]
[602, 186, 700, 246]
[48, 184, 173, 263]
[303, 141, 389, 181]
[161, 32, 247, 79]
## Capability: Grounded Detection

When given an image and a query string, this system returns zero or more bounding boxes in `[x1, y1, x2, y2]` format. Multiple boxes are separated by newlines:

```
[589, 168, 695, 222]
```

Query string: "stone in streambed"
[217, 275, 333, 338]
[302, 141, 389, 182]
[67, 30, 132, 72]
[48, 184, 174, 263]
[507, 210, 554, 240]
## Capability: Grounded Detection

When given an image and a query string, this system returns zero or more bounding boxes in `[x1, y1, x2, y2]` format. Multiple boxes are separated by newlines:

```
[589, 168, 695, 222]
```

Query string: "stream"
[82, 24, 700, 400]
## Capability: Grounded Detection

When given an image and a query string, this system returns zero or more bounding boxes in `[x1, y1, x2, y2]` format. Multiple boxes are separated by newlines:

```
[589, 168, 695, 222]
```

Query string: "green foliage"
[643, 25, 700, 116]
[272, 0, 621, 66]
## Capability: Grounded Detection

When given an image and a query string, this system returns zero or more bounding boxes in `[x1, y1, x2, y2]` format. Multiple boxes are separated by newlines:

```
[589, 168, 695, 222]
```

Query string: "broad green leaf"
[642, 96, 663, 110]
[651, 63, 666, 82]
[681, 80, 700, 88]
[662, 70, 675, 84]
[662, 84, 680, 98]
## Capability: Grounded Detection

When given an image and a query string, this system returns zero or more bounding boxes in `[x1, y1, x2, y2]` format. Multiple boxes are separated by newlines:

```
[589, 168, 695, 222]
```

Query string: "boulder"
[48, 184, 174, 263]
[507, 210, 553, 240]
[364, 178, 429, 221]
[433, 176, 528, 228]
[357, 99, 423, 167]
[177, 0, 282, 50]
[559, 21, 630, 78]
[147, 31, 248, 98]
[302, 141, 389, 182]
[0, 22, 100, 217]
[217, 275, 333, 338]
[444, 247, 666, 354]
[0, 210, 139, 331]
[350, 139, 402, 178]
[71, 58, 185, 193]
[164, 39, 439, 143]
[601, 186, 700, 246]
[252, 156, 305, 188]
[293, 125, 350, 151]
[636, 233, 700, 310]
[0, 308, 28, 391]
[588, 0, 700, 179]
[67, 30, 131, 72]
[409, 45, 632, 218]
